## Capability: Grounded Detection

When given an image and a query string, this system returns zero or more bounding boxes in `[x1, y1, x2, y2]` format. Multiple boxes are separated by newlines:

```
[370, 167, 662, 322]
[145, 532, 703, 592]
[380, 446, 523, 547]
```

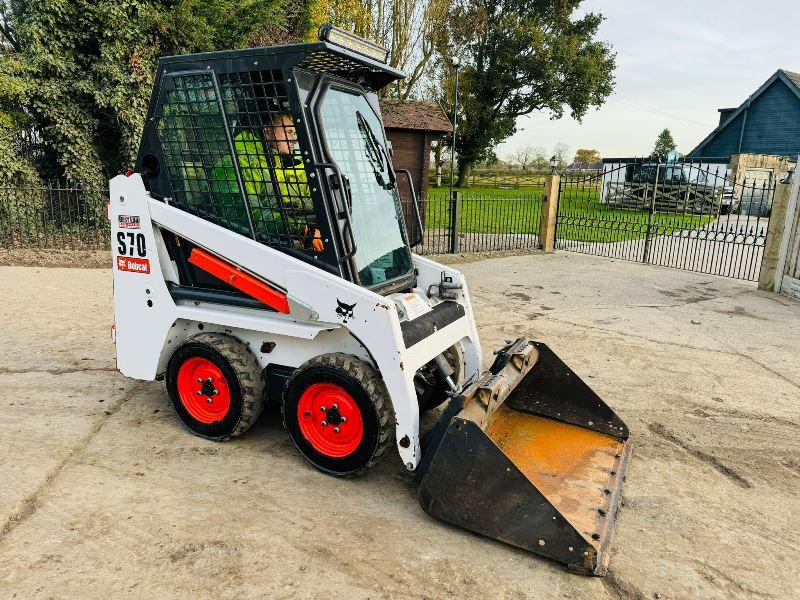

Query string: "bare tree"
[552, 142, 570, 170]
[394, 0, 450, 99]
[314, 0, 451, 99]
[507, 144, 546, 171]
[431, 138, 445, 186]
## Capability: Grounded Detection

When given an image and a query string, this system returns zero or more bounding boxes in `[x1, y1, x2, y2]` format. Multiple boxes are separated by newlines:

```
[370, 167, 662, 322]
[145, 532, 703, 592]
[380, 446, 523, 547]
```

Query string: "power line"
[612, 96, 717, 127]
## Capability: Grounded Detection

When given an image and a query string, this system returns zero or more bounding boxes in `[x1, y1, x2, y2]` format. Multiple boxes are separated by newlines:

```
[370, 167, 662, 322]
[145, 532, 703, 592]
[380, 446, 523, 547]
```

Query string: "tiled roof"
[567, 161, 603, 171]
[380, 99, 453, 133]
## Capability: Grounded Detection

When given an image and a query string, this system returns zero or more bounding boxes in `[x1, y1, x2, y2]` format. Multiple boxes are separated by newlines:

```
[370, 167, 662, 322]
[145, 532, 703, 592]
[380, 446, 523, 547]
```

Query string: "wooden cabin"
[380, 99, 453, 200]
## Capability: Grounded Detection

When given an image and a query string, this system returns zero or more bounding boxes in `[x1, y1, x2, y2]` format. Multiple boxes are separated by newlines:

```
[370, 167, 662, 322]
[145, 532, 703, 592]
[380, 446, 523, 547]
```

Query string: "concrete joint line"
[0, 366, 117, 376]
[648, 422, 752, 489]
[0, 382, 145, 543]
[601, 570, 649, 600]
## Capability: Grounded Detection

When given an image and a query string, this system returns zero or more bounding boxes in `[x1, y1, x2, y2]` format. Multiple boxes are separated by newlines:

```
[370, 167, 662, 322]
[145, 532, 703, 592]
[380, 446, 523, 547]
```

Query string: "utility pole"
[448, 56, 460, 199]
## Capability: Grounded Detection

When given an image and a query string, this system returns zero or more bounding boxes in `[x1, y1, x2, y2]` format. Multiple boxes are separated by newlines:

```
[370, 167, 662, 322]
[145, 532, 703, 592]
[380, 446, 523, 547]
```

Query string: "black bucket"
[416, 340, 631, 575]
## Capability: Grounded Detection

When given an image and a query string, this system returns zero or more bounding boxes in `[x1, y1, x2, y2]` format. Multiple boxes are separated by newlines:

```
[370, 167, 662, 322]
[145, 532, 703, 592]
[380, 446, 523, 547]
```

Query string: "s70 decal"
[117, 232, 146, 258]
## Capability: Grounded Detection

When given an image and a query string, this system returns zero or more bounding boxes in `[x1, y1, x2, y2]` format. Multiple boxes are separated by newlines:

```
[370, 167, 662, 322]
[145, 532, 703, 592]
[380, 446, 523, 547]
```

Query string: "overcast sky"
[496, 0, 800, 162]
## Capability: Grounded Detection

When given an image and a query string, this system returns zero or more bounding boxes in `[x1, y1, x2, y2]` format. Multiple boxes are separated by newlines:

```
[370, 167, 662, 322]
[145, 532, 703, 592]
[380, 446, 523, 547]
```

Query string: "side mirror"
[394, 169, 424, 248]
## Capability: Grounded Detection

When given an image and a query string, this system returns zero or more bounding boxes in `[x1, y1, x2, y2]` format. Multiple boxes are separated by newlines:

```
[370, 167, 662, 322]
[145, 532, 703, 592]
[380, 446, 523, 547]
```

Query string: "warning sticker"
[118, 215, 140, 229]
[399, 293, 431, 321]
[116, 256, 150, 274]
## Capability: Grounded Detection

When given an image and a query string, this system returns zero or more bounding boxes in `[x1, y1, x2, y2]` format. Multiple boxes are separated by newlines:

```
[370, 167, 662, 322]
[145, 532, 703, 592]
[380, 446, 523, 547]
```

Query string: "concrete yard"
[1, 252, 799, 599]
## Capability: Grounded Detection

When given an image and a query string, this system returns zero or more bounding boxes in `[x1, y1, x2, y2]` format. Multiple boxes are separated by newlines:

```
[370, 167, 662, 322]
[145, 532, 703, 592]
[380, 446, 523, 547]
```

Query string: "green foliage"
[574, 148, 601, 164]
[436, 0, 615, 185]
[0, 50, 38, 185]
[0, 0, 308, 185]
[0, 131, 38, 185]
[653, 128, 676, 157]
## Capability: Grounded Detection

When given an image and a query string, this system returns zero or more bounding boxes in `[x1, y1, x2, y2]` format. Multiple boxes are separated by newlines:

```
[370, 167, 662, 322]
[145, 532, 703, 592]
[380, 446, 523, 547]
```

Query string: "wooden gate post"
[539, 172, 561, 252]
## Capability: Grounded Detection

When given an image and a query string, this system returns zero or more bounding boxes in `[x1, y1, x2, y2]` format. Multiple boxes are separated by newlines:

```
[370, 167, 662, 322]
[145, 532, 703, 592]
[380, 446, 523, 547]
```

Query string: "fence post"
[448, 190, 461, 253]
[759, 174, 798, 291]
[539, 171, 561, 252]
[642, 164, 659, 264]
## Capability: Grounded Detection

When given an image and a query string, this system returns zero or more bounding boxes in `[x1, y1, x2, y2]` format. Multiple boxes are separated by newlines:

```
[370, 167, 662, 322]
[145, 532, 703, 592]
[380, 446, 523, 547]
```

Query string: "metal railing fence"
[555, 161, 776, 281]
[0, 182, 110, 249]
[0, 183, 545, 258]
[401, 191, 543, 255]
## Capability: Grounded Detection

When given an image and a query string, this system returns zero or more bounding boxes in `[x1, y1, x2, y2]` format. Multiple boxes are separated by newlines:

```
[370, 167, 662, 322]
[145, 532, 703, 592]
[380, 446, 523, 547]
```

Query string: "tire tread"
[283, 353, 394, 477]
[171, 332, 264, 440]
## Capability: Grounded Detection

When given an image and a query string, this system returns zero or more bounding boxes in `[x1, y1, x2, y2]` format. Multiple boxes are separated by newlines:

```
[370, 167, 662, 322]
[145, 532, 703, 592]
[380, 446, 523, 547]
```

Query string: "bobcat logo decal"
[335, 299, 357, 323]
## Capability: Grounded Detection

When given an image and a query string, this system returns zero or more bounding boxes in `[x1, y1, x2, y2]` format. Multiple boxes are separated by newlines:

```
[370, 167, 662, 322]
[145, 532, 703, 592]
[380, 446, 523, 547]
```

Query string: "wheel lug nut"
[341, 416, 347, 423]
[332, 403, 338, 410]
[320, 405, 327, 412]
[321, 420, 327, 427]
[196, 378, 202, 383]
[196, 391, 202, 396]
[212, 390, 218, 395]
[333, 427, 340, 433]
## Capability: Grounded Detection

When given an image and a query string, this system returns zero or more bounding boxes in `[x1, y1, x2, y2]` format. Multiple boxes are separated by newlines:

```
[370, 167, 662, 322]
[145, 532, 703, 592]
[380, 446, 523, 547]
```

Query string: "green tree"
[0, 0, 307, 185]
[436, 0, 615, 186]
[0, 51, 38, 185]
[652, 128, 676, 158]
[574, 148, 601, 164]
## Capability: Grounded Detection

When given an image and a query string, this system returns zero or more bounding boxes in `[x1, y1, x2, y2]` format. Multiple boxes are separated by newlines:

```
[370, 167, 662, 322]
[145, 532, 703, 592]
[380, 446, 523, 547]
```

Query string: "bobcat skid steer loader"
[110, 24, 631, 575]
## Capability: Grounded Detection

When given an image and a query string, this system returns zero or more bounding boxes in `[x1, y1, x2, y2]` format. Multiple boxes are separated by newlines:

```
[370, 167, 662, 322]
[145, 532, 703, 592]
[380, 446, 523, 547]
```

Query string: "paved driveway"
[1, 253, 799, 599]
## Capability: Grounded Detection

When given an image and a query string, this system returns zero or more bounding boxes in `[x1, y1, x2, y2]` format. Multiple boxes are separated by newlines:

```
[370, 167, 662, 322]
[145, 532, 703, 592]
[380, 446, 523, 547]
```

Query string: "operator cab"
[136, 25, 422, 300]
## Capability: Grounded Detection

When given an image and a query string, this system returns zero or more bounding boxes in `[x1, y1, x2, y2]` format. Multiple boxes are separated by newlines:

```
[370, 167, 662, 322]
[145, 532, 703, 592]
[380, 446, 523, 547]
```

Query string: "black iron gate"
[555, 160, 775, 281]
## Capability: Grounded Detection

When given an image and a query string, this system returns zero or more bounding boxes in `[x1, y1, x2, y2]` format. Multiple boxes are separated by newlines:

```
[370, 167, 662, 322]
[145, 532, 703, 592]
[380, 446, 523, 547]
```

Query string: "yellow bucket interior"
[484, 404, 625, 545]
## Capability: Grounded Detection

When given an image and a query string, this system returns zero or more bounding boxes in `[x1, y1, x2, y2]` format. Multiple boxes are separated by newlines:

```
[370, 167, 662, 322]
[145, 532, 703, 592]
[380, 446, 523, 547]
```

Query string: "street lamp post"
[449, 56, 460, 201]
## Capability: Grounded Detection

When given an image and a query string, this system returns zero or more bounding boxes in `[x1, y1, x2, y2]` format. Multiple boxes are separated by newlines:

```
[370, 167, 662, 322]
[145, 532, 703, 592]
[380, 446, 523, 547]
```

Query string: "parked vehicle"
[605, 162, 724, 214]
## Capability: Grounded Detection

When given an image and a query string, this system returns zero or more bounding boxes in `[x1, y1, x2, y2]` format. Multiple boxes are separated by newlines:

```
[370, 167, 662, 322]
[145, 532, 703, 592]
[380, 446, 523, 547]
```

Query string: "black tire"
[283, 353, 394, 477]
[166, 333, 264, 441]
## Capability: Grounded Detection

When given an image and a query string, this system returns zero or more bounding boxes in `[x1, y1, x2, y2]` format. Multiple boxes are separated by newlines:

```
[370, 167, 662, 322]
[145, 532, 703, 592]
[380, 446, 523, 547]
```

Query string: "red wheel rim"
[176, 357, 231, 424]
[297, 383, 364, 458]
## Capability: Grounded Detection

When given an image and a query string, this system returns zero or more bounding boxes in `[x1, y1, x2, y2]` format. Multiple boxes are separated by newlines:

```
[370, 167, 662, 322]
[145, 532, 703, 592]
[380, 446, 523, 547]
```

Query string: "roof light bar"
[318, 23, 390, 64]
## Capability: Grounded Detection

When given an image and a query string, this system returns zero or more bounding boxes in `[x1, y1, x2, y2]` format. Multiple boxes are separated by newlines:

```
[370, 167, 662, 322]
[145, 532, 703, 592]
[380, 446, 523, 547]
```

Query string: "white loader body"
[111, 174, 482, 469]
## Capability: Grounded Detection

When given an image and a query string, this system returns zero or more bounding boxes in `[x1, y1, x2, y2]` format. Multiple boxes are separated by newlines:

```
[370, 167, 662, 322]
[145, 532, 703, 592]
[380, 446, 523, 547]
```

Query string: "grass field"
[424, 193, 542, 234]
[422, 185, 714, 243]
